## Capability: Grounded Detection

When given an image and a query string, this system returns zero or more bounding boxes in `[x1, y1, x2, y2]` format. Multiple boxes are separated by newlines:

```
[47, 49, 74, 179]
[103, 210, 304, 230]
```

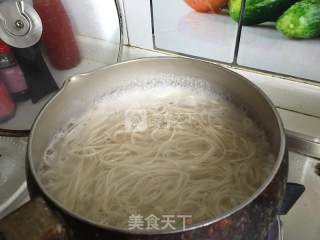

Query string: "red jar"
[0, 65, 29, 101]
[33, 0, 81, 70]
[0, 40, 29, 101]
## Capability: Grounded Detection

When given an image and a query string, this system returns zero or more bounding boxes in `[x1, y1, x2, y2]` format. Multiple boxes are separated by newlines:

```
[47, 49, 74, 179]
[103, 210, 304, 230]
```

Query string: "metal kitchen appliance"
[0, 0, 42, 48]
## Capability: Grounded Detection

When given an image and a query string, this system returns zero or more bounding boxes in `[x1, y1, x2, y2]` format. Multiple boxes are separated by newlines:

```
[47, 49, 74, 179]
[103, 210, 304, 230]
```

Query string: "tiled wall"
[151, 0, 320, 82]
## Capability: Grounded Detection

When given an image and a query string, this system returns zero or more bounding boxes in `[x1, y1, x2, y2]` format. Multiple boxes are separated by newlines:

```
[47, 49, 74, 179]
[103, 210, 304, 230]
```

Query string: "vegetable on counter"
[276, 0, 320, 38]
[229, 0, 298, 25]
[184, 0, 227, 13]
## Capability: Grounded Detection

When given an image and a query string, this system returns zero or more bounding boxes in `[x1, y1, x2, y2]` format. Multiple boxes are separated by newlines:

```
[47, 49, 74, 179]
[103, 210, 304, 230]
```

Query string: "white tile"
[123, 0, 154, 49]
[232, 68, 320, 118]
[153, 0, 238, 63]
[62, 0, 120, 43]
[278, 108, 320, 139]
[238, 24, 320, 82]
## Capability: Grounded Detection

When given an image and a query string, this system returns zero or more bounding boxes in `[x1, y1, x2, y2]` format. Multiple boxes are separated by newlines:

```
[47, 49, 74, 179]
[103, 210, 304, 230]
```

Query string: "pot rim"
[28, 56, 286, 235]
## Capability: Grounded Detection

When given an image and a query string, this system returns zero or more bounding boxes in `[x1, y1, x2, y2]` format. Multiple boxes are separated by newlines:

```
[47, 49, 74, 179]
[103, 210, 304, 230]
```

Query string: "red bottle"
[0, 40, 29, 101]
[33, 0, 81, 70]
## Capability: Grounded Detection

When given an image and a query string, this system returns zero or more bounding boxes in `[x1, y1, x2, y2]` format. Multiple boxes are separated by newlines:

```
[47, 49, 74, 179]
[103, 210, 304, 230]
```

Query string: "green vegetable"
[229, 0, 298, 25]
[276, 0, 320, 38]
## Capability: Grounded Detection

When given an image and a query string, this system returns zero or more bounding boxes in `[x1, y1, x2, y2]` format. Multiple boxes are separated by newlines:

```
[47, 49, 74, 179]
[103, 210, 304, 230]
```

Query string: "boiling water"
[39, 75, 275, 231]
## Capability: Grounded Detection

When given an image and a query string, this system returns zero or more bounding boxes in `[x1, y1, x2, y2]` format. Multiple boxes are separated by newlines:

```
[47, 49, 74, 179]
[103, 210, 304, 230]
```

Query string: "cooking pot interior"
[29, 57, 284, 195]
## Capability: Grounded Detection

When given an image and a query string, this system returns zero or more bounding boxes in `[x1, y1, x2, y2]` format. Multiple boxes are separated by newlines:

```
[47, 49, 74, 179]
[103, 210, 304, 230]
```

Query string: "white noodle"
[39, 86, 274, 230]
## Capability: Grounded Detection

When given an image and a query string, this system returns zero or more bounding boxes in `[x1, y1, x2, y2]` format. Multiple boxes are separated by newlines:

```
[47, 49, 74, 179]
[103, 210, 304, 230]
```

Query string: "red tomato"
[184, 0, 226, 13]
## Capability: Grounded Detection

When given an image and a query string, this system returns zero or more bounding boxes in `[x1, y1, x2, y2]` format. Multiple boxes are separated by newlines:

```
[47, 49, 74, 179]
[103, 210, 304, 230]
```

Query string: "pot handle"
[279, 182, 305, 215]
[0, 197, 69, 240]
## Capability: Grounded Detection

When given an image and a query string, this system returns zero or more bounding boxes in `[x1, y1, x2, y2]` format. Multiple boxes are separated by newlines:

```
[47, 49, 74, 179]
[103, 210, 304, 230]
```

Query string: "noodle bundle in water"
[39, 82, 274, 231]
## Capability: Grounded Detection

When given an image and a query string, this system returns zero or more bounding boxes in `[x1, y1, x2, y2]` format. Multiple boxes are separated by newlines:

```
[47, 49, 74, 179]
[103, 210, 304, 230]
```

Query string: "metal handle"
[279, 182, 305, 215]
[0, 0, 42, 48]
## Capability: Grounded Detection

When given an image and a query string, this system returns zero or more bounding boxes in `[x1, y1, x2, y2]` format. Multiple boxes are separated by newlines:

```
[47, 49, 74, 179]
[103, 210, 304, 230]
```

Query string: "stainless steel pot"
[0, 57, 299, 240]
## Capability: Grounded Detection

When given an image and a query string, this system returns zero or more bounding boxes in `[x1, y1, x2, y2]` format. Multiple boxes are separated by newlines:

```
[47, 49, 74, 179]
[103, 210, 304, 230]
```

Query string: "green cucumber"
[276, 0, 320, 38]
[229, 0, 298, 25]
